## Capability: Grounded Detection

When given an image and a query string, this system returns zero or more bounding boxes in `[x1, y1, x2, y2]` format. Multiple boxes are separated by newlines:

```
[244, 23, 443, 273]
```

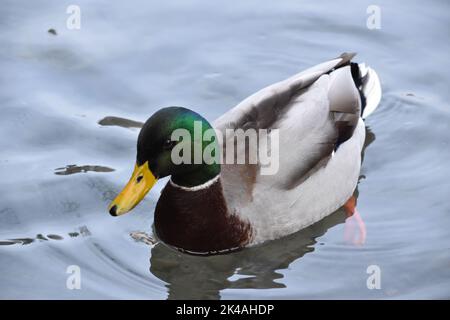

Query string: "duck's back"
[214, 53, 381, 244]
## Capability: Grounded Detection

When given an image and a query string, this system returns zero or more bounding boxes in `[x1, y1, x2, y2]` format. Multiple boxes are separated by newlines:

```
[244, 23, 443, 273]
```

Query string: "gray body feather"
[213, 53, 381, 244]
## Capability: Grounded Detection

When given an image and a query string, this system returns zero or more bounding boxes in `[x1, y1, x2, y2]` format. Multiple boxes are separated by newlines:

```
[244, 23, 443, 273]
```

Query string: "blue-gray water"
[0, 0, 449, 299]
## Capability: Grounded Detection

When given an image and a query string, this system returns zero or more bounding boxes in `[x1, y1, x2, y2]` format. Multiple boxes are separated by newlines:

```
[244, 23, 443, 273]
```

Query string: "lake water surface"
[0, 0, 449, 299]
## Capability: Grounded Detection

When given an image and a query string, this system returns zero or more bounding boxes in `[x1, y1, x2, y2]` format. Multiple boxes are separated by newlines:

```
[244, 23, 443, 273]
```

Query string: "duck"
[108, 52, 381, 255]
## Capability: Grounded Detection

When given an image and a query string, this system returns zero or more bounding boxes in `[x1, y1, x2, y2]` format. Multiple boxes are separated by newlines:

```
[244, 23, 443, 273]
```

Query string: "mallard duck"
[108, 53, 381, 255]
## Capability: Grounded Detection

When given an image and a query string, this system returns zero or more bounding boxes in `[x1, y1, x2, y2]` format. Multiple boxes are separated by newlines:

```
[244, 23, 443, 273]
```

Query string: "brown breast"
[154, 177, 253, 254]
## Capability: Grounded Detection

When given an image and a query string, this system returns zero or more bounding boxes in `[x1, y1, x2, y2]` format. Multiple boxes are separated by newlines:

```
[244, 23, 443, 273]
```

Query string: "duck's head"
[108, 106, 220, 216]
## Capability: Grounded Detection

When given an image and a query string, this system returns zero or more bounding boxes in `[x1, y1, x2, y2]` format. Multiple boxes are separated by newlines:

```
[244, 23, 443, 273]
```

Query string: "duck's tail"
[351, 62, 382, 119]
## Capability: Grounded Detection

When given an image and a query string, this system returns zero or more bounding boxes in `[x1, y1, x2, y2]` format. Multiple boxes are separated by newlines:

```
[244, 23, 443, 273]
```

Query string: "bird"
[108, 52, 382, 255]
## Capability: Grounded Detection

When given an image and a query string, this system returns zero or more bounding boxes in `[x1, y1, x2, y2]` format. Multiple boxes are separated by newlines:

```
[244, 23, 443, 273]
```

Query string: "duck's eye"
[163, 139, 176, 150]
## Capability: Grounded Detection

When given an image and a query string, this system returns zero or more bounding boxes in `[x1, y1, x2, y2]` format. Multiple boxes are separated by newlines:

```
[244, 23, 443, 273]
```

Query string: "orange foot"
[344, 195, 366, 246]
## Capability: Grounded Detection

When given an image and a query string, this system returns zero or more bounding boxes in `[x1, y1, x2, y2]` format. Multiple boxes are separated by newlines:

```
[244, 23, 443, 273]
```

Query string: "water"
[0, 0, 449, 299]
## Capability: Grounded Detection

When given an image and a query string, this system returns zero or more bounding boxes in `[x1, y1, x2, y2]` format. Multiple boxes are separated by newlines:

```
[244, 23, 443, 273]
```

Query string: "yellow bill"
[108, 161, 157, 216]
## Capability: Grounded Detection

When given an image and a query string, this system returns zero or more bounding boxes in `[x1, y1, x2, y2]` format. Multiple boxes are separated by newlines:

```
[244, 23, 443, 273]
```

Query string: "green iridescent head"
[136, 106, 220, 187]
